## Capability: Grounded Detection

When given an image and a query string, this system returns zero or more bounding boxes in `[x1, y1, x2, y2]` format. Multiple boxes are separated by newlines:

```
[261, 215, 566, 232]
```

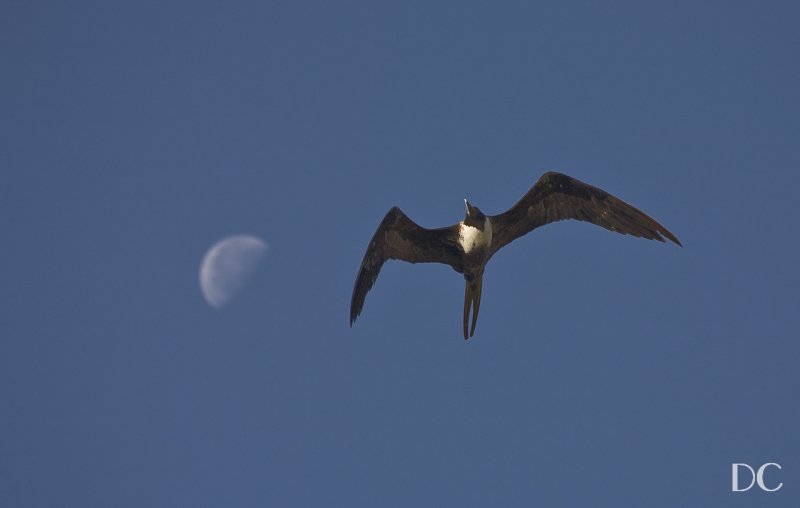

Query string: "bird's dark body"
[350, 171, 681, 339]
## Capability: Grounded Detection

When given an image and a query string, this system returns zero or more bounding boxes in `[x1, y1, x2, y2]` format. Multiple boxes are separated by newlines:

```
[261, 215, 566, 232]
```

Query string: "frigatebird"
[350, 172, 681, 339]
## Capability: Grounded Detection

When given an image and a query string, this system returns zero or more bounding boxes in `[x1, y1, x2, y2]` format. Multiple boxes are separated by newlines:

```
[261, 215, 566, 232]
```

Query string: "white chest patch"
[459, 218, 493, 253]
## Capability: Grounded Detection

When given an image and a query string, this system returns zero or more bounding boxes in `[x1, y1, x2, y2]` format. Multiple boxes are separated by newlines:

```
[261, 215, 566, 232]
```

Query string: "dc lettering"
[731, 463, 782, 492]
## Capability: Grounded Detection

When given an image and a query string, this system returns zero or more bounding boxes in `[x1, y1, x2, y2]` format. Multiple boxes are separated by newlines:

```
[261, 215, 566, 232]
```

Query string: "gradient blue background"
[2, 1, 798, 506]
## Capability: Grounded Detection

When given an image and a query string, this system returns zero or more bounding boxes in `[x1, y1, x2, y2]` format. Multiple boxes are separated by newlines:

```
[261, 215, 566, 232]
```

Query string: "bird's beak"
[464, 199, 476, 217]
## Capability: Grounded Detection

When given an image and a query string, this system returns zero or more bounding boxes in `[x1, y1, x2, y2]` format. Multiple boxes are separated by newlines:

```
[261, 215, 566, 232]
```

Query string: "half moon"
[199, 235, 268, 309]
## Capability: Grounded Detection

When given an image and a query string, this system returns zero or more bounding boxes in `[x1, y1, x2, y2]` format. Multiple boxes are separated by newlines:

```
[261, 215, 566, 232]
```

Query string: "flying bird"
[350, 172, 681, 339]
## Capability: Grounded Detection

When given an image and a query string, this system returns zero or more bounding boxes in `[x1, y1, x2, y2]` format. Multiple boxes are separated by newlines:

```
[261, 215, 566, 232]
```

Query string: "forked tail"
[462, 275, 483, 340]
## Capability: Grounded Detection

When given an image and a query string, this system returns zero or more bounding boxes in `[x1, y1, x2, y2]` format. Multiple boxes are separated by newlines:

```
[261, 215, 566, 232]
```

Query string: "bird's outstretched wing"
[350, 207, 464, 326]
[489, 172, 681, 256]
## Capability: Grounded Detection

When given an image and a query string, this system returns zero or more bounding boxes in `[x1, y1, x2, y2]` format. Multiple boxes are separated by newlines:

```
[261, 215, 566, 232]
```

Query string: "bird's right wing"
[350, 207, 463, 326]
[489, 172, 681, 257]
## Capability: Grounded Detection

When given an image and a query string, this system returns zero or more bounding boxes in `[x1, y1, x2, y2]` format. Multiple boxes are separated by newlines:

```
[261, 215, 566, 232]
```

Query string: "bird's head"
[464, 199, 486, 227]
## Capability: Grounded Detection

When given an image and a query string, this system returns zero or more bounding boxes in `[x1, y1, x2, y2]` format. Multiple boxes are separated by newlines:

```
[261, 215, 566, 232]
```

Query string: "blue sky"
[2, 1, 799, 506]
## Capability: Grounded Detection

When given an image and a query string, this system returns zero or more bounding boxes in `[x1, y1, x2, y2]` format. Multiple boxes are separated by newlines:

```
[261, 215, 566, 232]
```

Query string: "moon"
[199, 235, 268, 309]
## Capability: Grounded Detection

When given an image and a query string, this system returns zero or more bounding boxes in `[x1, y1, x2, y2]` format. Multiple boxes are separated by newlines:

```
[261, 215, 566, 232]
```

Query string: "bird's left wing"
[489, 172, 681, 257]
[350, 206, 463, 326]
